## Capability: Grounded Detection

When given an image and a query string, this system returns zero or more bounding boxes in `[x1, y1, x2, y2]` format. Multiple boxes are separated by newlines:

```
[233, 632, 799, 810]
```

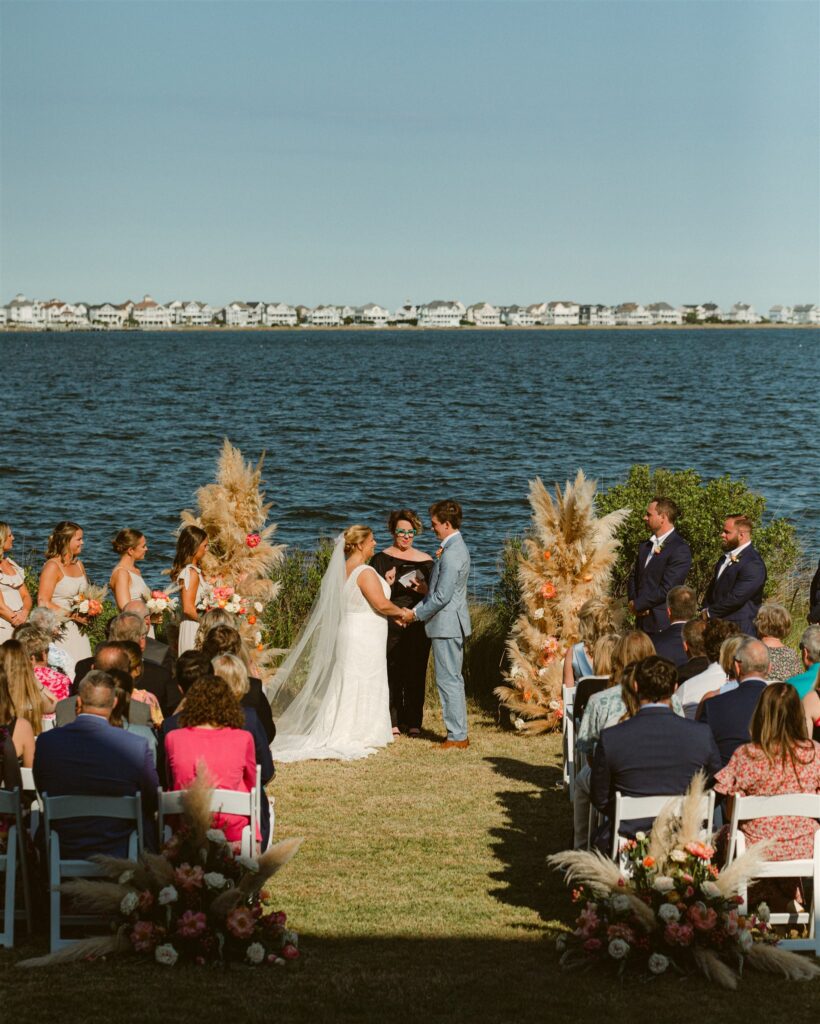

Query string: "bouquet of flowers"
[68, 584, 108, 634]
[199, 584, 248, 617]
[20, 770, 303, 969]
[145, 590, 178, 620]
[548, 775, 820, 989]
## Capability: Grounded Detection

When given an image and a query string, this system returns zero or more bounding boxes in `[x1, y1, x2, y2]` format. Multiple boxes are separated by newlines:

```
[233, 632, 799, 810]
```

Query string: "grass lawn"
[2, 709, 819, 1022]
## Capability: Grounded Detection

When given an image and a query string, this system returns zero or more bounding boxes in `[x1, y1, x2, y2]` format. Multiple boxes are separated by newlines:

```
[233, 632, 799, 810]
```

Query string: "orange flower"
[522, 690, 532, 702]
[256, 643, 264, 652]
[541, 581, 557, 600]
[643, 856, 655, 868]
[542, 550, 551, 561]
[247, 614, 257, 625]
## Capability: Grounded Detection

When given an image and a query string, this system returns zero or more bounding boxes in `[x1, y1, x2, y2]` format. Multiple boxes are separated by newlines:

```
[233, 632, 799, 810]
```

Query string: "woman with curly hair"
[163, 674, 256, 843]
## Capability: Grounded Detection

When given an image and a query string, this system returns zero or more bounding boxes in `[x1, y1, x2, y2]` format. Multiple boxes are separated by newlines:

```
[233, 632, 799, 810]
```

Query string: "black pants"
[386, 621, 431, 730]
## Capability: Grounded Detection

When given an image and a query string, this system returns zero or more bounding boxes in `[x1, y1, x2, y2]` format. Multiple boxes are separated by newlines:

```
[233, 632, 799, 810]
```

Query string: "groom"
[404, 500, 472, 749]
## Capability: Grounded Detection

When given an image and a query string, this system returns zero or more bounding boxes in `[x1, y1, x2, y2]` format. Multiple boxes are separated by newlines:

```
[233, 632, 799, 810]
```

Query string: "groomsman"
[702, 515, 767, 636]
[627, 498, 692, 635]
[405, 500, 472, 749]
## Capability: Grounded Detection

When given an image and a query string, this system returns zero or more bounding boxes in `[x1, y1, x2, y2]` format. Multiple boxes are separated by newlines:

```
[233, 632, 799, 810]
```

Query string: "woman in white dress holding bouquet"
[37, 521, 93, 675]
[110, 528, 155, 636]
[0, 522, 33, 645]
[171, 525, 210, 656]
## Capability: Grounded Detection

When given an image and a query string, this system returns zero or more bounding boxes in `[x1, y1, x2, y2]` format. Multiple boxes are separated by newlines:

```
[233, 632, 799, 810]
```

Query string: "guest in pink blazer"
[163, 675, 256, 843]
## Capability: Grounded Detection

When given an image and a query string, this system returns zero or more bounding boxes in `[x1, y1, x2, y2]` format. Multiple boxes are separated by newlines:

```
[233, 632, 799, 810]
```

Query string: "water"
[2, 328, 817, 595]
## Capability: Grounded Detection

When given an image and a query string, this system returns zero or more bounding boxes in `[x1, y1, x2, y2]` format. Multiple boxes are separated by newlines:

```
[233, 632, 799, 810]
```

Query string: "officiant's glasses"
[394, 529, 416, 537]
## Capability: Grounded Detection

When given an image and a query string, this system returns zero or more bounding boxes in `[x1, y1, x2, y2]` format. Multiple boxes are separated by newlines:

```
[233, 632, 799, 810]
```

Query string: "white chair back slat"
[158, 779, 260, 858]
[612, 791, 715, 861]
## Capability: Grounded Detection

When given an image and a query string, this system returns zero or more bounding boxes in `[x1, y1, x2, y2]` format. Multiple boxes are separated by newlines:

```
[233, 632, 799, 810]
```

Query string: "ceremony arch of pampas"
[495, 470, 629, 733]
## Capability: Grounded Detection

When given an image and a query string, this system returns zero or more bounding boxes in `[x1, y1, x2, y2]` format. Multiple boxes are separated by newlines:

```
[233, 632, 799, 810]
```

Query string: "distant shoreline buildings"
[1, 294, 818, 330]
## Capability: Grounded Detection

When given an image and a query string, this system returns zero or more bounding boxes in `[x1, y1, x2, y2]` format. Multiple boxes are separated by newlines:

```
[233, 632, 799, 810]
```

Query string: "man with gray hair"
[123, 599, 174, 672]
[700, 636, 770, 766]
[33, 670, 158, 857]
[785, 625, 820, 699]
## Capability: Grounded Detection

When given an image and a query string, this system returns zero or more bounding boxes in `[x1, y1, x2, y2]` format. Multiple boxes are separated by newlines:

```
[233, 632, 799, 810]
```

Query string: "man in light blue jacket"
[406, 500, 472, 748]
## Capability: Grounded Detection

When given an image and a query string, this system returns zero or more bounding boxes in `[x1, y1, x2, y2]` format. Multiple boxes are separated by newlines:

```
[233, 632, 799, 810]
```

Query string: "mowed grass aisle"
[2, 712, 817, 1022]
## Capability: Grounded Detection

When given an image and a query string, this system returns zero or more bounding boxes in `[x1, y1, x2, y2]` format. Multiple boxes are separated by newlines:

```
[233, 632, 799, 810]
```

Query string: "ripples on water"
[3, 328, 818, 595]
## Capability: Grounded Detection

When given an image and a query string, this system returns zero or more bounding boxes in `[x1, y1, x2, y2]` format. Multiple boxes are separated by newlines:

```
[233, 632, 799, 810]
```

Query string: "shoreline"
[1, 323, 817, 334]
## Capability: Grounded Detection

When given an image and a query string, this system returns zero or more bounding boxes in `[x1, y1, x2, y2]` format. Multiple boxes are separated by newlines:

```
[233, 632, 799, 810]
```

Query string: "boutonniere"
[435, 547, 443, 559]
[652, 542, 664, 556]
[728, 551, 741, 564]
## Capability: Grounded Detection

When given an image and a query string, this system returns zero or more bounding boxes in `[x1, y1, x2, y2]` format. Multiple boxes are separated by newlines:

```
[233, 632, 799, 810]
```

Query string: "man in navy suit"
[34, 670, 159, 858]
[702, 515, 767, 636]
[700, 637, 769, 765]
[652, 585, 697, 668]
[591, 656, 721, 847]
[627, 498, 692, 636]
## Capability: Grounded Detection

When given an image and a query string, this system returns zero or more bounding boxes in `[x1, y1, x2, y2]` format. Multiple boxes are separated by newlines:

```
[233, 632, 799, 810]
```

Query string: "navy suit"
[652, 622, 687, 668]
[72, 656, 180, 717]
[627, 532, 692, 634]
[590, 706, 722, 846]
[33, 715, 158, 858]
[703, 546, 767, 636]
[700, 677, 767, 766]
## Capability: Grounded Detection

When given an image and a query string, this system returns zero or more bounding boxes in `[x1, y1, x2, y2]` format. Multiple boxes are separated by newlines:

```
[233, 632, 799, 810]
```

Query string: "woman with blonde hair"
[0, 653, 36, 767]
[755, 602, 801, 682]
[170, 525, 210, 656]
[1, 638, 54, 741]
[572, 632, 621, 726]
[562, 598, 616, 688]
[0, 522, 33, 644]
[194, 607, 237, 650]
[37, 520, 93, 672]
[268, 525, 408, 761]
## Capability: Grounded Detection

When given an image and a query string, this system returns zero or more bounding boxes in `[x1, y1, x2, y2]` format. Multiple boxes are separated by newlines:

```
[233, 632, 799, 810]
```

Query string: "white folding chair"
[727, 793, 820, 954]
[561, 686, 576, 802]
[611, 790, 716, 862]
[42, 792, 143, 952]
[158, 767, 260, 858]
[0, 788, 33, 947]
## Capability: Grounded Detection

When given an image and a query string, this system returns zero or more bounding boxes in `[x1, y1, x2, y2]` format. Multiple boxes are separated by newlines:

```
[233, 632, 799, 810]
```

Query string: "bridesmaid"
[171, 525, 210, 656]
[0, 522, 33, 645]
[110, 528, 154, 637]
[371, 509, 434, 737]
[37, 521, 93, 676]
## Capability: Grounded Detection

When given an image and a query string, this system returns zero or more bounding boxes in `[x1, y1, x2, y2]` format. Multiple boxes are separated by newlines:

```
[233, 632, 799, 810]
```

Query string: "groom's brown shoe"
[440, 738, 470, 750]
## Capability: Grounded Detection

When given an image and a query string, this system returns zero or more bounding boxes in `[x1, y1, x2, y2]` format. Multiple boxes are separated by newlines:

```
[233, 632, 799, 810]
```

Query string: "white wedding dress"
[268, 537, 393, 762]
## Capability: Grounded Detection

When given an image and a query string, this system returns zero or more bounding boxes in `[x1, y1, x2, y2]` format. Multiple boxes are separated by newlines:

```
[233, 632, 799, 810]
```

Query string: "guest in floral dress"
[755, 602, 802, 683]
[14, 623, 71, 727]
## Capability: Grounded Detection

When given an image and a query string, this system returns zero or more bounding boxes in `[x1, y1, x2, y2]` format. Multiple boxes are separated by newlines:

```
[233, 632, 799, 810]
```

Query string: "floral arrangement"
[145, 589, 178, 619]
[20, 771, 303, 969]
[495, 471, 629, 733]
[548, 777, 820, 989]
[68, 584, 108, 635]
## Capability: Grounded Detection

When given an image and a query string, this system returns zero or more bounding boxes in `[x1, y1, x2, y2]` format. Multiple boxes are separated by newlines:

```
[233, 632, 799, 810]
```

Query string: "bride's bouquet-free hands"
[68, 584, 108, 634]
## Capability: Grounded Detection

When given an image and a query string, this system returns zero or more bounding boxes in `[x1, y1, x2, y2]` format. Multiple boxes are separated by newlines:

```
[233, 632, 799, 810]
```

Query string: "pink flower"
[684, 886, 695, 898]
[687, 904, 718, 932]
[174, 863, 204, 891]
[130, 920, 157, 953]
[607, 924, 635, 943]
[246, 533, 261, 548]
[577, 906, 600, 934]
[664, 922, 695, 947]
[138, 889, 155, 912]
[176, 910, 208, 939]
[280, 943, 300, 960]
[226, 906, 256, 939]
[685, 841, 715, 861]
[582, 938, 602, 953]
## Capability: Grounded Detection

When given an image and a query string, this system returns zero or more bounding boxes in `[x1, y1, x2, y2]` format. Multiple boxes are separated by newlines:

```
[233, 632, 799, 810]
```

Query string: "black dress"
[370, 552, 434, 731]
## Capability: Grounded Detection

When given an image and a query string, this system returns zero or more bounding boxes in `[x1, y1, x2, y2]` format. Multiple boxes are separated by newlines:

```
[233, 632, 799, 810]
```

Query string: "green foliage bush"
[595, 464, 801, 604]
[262, 539, 335, 654]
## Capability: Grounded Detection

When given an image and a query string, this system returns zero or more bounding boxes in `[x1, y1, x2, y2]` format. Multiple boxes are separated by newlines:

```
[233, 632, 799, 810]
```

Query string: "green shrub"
[595, 464, 801, 605]
[263, 539, 335, 653]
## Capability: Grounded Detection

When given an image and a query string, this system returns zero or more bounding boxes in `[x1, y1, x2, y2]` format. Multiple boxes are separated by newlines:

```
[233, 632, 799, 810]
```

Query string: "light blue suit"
[413, 532, 471, 741]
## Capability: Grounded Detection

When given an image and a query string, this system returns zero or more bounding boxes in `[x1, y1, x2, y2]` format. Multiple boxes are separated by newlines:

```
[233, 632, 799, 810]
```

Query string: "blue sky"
[1, 0, 817, 310]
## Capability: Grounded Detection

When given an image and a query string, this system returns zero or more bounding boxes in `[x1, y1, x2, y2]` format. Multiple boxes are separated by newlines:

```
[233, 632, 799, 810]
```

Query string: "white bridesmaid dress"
[49, 562, 93, 676]
[0, 558, 26, 645]
[176, 564, 210, 655]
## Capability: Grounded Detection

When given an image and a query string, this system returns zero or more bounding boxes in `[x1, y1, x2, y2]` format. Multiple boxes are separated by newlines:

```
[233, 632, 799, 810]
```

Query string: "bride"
[267, 525, 407, 762]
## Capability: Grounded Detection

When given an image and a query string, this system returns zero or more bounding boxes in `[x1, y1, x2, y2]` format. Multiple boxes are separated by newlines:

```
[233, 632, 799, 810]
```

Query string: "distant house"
[263, 302, 297, 327]
[169, 300, 214, 326]
[579, 304, 616, 326]
[223, 302, 251, 327]
[0, 307, 7, 326]
[722, 302, 761, 324]
[768, 305, 794, 324]
[308, 305, 342, 326]
[417, 300, 462, 327]
[245, 302, 264, 327]
[89, 302, 129, 328]
[544, 301, 580, 326]
[41, 299, 89, 327]
[465, 302, 502, 327]
[614, 302, 652, 326]
[132, 295, 173, 328]
[502, 305, 536, 327]
[527, 302, 549, 323]
[647, 302, 683, 325]
[357, 303, 390, 327]
[793, 303, 820, 325]
[393, 301, 417, 324]
[6, 294, 45, 326]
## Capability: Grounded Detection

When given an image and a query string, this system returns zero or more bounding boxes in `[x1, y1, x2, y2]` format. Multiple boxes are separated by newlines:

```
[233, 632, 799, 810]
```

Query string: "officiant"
[371, 510, 434, 738]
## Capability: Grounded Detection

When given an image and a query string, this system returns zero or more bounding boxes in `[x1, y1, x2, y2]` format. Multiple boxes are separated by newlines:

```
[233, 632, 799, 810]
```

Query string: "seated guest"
[33, 670, 158, 857]
[0, 719, 23, 792]
[194, 608, 238, 651]
[123, 599, 175, 672]
[108, 667, 158, 765]
[28, 606, 74, 680]
[163, 675, 257, 844]
[590, 656, 722, 849]
[676, 619, 739, 719]
[572, 633, 620, 726]
[118, 640, 164, 725]
[677, 617, 709, 684]
[696, 635, 747, 715]
[785, 625, 820, 700]
[201, 625, 275, 744]
[652, 586, 697, 668]
[700, 637, 770, 766]
[716, 683, 820, 864]
[755, 603, 801, 682]
[14, 623, 71, 707]
[2, 638, 54, 735]
[562, 598, 617, 688]
[60, 642, 149, 726]
[0, 656, 36, 767]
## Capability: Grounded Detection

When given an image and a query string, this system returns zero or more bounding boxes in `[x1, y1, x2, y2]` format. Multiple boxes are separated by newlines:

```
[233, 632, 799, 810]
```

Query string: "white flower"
[658, 903, 680, 924]
[648, 953, 669, 975]
[158, 885, 178, 905]
[119, 891, 139, 915]
[738, 928, 754, 953]
[155, 943, 179, 966]
[254, 631, 262, 644]
[537, 668, 547, 678]
[652, 876, 675, 893]
[204, 872, 227, 890]
[78, 599, 90, 614]
[514, 717, 525, 731]
[634, 831, 646, 842]
[700, 880, 721, 899]
[532, 608, 545, 620]
[118, 870, 135, 885]
[206, 828, 227, 845]
[669, 849, 687, 863]
[608, 938, 630, 960]
[756, 901, 771, 923]
[254, 602, 264, 613]
[611, 895, 631, 914]
[246, 942, 265, 965]
[510, 666, 524, 679]
[237, 855, 259, 872]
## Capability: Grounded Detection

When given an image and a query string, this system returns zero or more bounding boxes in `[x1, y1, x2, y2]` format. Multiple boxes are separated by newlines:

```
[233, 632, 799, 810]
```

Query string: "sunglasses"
[394, 529, 416, 537]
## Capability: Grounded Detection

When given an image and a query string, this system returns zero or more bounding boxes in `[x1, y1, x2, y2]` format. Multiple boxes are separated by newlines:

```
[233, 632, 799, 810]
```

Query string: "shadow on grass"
[484, 755, 570, 925]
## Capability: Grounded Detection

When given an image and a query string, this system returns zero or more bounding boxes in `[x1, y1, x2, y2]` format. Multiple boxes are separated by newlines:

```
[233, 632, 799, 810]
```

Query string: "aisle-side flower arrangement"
[20, 770, 304, 969]
[495, 471, 628, 733]
[68, 583, 108, 635]
[547, 777, 820, 989]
